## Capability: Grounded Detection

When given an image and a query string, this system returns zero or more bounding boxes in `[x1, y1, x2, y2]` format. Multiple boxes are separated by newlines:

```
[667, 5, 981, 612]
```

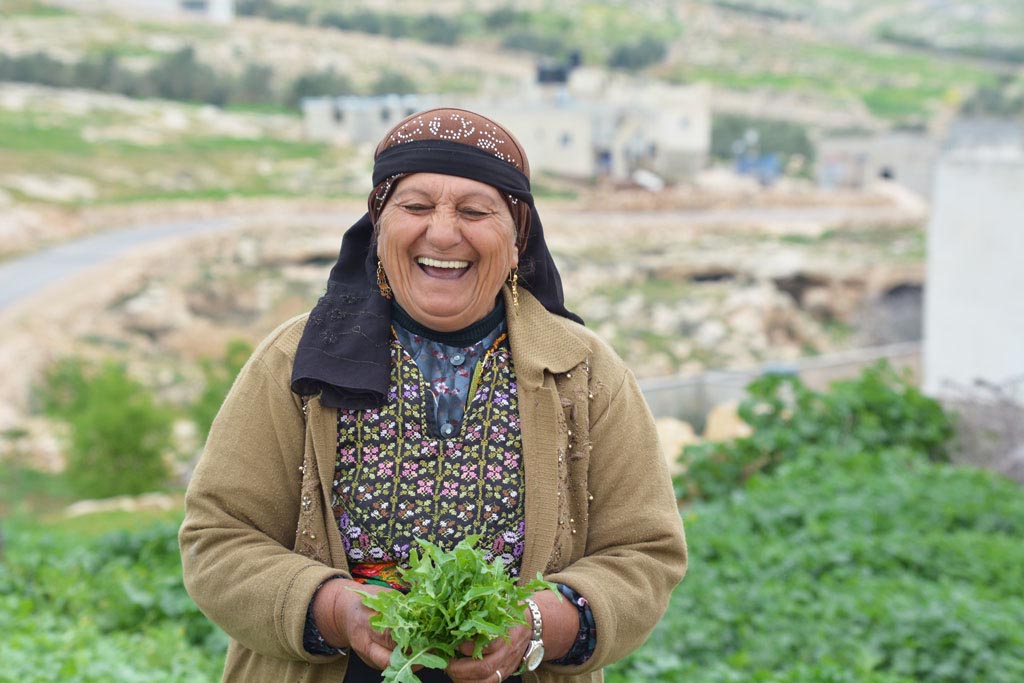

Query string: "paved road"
[0, 217, 242, 312]
[0, 203, 912, 312]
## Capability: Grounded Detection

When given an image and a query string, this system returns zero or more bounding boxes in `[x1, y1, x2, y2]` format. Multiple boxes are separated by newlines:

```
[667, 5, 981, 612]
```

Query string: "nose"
[424, 205, 463, 250]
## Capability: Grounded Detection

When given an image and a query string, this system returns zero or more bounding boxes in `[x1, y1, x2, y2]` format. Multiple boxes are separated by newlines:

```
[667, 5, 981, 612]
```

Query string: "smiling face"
[377, 173, 518, 332]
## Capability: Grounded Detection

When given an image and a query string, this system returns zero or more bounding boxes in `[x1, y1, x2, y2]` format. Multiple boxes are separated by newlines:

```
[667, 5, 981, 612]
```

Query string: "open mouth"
[417, 256, 471, 280]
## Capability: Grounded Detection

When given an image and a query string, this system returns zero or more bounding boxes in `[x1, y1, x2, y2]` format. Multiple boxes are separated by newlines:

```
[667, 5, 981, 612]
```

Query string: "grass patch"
[2, 0, 70, 16]
[0, 106, 352, 204]
[0, 110, 95, 155]
[672, 33, 997, 122]
[0, 460, 71, 517]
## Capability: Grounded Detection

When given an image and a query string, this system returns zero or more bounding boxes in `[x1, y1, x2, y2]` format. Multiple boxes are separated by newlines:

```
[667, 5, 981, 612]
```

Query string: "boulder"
[703, 400, 753, 441]
[655, 417, 699, 475]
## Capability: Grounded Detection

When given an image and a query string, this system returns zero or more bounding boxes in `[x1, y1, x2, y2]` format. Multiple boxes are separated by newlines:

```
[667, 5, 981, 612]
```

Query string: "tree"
[40, 358, 173, 499]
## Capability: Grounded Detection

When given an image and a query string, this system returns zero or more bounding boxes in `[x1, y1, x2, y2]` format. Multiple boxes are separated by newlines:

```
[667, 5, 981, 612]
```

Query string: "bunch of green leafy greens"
[355, 535, 557, 683]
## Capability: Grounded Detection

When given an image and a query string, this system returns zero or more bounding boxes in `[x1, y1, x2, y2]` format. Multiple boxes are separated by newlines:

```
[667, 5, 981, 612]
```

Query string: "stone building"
[58, 0, 234, 23]
[817, 131, 940, 198]
[301, 71, 711, 184]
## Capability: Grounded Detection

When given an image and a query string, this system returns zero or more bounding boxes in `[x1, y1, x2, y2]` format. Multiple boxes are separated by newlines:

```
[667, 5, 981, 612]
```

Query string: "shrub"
[39, 358, 173, 499]
[288, 68, 354, 106]
[0, 51, 68, 86]
[711, 113, 816, 166]
[190, 339, 253, 444]
[370, 69, 417, 96]
[610, 447, 1024, 683]
[608, 37, 668, 71]
[0, 518, 227, 681]
[231, 63, 276, 105]
[145, 47, 229, 105]
[500, 29, 566, 56]
[679, 362, 954, 502]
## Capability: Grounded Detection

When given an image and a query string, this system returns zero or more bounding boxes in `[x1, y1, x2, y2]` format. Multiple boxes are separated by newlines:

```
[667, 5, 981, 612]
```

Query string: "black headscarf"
[290, 139, 583, 409]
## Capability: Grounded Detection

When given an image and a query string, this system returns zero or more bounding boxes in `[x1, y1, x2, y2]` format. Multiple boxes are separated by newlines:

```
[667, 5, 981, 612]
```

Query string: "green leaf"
[359, 535, 557, 683]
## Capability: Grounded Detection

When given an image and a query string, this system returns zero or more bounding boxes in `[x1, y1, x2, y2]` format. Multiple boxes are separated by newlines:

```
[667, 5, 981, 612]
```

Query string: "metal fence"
[639, 341, 922, 429]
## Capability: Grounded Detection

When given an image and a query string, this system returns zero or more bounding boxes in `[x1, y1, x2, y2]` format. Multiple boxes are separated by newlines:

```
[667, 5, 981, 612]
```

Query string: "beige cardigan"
[179, 287, 687, 683]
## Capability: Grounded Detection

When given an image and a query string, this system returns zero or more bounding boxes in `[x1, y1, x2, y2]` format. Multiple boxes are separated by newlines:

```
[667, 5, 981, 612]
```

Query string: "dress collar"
[392, 299, 505, 346]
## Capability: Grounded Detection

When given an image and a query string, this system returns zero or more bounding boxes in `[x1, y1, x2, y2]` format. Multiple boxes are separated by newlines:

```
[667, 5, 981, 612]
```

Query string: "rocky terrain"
[1, 0, 966, 475]
[0, 177, 927, 472]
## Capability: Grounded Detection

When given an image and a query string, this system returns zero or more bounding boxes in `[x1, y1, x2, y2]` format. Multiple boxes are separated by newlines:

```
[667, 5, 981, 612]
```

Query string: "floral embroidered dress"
[305, 303, 596, 667]
[332, 319, 526, 582]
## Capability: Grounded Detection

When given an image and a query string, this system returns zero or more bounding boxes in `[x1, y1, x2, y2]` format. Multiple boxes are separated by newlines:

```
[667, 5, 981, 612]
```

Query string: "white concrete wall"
[475, 105, 595, 179]
[61, 0, 233, 22]
[923, 149, 1024, 401]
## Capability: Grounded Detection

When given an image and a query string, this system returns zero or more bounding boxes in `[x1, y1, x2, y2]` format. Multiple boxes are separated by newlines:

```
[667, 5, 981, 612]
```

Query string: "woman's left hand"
[444, 621, 532, 683]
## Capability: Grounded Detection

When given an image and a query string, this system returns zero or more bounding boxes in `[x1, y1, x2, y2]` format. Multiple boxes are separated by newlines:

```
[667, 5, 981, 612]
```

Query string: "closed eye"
[401, 203, 432, 213]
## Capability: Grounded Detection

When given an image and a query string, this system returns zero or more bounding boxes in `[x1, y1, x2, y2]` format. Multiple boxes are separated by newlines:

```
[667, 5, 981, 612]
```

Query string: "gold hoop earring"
[509, 268, 519, 309]
[377, 259, 392, 299]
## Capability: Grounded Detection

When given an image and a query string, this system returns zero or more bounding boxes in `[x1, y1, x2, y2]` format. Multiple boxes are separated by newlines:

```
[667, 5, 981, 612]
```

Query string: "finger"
[457, 637, 501, 658]
[372, 629, 397, 651]
[360, 640, 395, 671]
[446, 652, 512, 682]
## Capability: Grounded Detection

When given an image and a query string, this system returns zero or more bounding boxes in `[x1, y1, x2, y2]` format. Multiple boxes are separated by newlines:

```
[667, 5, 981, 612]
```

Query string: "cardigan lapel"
[502, 285, 589, 390]
[308, 393, 349, 571]
[503, 285, 590, 582]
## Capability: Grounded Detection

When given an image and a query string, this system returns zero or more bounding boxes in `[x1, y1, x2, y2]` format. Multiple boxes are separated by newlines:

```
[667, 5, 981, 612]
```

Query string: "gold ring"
[495, 669, 502, 682]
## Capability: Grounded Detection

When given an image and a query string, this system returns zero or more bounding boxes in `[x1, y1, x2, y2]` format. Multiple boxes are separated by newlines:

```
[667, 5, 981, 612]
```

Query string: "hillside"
[4, 0, 1020, 128]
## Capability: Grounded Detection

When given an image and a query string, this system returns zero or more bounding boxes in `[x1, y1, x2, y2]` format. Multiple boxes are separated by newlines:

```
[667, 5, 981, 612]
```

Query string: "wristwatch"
[520, 597, 545, 673]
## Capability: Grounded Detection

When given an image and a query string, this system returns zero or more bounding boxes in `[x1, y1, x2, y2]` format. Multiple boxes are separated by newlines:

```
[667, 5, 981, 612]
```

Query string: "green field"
[3, 367, 1021, 682]
[0, 106, 356, 205]
[2, 0, 1013, 128]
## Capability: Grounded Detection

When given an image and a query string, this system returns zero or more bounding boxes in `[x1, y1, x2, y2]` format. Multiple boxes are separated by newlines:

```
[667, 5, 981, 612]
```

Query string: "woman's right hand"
[312, 578, 397, 670]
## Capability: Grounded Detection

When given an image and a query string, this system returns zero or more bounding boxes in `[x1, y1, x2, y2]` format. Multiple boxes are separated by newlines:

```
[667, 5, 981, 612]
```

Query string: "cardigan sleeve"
[542, 365, 687, 674]
[178, 334, 345, 663]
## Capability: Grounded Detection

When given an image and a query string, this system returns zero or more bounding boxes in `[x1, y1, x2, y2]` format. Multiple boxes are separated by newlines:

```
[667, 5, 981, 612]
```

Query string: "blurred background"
[1, 1, 1022, 681]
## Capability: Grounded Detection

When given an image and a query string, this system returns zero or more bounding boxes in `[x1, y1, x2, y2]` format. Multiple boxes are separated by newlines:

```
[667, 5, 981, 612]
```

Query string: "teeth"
[418, 257, 469, 269]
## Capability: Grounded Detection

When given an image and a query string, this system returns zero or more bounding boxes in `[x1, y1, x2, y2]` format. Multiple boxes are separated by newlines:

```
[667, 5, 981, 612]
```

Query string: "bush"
[39, 358, 173, 499]
[608, 37, 668, 71]
[609, 362, 1021, 683]
[190, 339, 253, 444]
[288, 67, 354, 106]
[610, 447, 1024, 683]
[0, 51, 69, 86]
[231, 63, 276, 105]
[499, 29, 567, 56]
[679, 362, 954, 502]
[711, 113, 816, 166]
[0, 519, 226, 681]
[236, 0, 308, 24]
[370, 69, 417, 96]
[145, 47, 229, 105]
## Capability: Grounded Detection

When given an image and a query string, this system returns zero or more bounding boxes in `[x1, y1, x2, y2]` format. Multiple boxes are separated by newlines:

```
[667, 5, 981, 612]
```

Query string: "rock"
[650, 303, 682, 336]
[64, 492, 179, 518]
[655, 417, 699, 475]
[1, 174, 97, 203]
[703, 400, 753, 441]
[727, 307, 763, 337]
[121, 283, 193, 337]
[694, 319, 727, 348]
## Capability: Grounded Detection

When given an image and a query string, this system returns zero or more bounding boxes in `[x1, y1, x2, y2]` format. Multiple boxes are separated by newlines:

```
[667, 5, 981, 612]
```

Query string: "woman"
[179, 108, 687, 683]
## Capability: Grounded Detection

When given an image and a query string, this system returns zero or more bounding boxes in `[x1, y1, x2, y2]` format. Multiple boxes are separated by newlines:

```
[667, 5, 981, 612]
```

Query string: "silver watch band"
[524, 597, 543, 640]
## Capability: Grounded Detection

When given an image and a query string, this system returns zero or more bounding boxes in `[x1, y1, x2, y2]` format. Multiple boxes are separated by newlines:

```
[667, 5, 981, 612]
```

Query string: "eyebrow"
[392, 187, 502, 205]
